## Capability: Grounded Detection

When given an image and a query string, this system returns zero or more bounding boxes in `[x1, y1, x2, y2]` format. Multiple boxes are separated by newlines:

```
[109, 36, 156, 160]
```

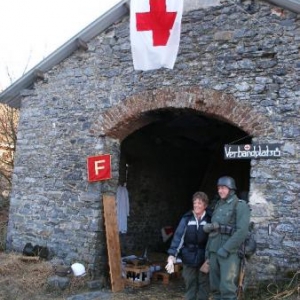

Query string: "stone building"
[0, 0, 299, 285]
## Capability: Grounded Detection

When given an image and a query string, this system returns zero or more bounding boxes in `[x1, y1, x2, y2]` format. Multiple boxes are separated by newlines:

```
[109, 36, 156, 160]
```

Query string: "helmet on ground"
[217, 176, 236, 190]
[71, 263, 86, 277]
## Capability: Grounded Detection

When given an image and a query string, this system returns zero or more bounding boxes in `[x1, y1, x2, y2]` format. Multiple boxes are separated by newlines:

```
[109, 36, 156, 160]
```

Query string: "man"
[166, 191, 211, 300]
[204, 176, 250, 300]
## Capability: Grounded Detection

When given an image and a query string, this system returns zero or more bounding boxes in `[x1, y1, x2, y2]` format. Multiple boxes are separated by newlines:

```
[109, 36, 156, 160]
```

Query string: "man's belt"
[218, 224, 235, 235]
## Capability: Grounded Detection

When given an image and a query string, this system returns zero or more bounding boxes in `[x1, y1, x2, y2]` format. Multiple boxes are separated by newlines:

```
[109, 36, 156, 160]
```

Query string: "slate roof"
[0, 0, 299, 108]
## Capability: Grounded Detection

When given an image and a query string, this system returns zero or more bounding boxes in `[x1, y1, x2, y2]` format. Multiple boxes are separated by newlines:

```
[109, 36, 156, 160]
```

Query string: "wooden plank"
[103, 194, 125, 292]
[18, 256, 40, 262]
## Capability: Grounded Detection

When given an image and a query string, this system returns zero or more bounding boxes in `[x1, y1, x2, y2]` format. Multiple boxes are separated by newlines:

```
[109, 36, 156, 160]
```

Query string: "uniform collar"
[226, 197, 234, 204]
[225, 193, 237, 203]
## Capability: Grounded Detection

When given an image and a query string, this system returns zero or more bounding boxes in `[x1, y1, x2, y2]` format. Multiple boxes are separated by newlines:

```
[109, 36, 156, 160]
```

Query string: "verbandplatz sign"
[224, 144, 281, 159]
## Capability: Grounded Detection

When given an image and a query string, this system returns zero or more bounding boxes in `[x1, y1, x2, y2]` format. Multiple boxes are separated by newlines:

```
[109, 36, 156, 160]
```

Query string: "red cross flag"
[130, 0, 184, 71]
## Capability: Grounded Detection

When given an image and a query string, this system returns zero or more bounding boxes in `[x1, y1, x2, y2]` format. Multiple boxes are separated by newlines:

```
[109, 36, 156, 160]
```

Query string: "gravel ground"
[41, 277, 185, 300]
[110, 277, 185, 300]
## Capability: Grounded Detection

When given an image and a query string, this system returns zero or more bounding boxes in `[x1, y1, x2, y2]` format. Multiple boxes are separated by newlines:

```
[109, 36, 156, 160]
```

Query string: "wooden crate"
[124, 278, 150, 287]
[124, 265, 150, 288]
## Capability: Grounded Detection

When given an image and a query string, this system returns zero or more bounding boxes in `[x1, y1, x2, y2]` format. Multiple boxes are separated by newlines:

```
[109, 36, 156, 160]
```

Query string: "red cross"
[136, 0, 177, 46]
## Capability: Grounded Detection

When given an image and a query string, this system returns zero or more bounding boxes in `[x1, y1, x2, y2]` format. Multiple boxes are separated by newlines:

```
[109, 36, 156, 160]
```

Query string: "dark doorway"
[118, 108, 251, 254]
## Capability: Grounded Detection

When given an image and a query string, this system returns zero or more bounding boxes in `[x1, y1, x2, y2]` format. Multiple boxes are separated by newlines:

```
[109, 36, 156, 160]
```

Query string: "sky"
[0, 0, 122, 91]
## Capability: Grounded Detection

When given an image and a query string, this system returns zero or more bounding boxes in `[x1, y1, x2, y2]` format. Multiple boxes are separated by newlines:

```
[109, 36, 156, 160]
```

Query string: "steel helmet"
[71, 263, 86, 277]
[217, 176, 237, 190]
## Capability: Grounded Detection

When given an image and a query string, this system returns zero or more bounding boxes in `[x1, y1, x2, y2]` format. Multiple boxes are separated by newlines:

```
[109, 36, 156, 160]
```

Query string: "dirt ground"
[0, 205, 185, 300]
[0, 252, 299, 300]
[111, 278, 185, 300]
[0, 251, 185, 300]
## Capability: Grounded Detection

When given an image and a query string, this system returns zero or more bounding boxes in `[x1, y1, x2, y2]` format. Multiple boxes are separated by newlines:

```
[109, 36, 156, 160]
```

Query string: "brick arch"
[94, 86, 273, 141]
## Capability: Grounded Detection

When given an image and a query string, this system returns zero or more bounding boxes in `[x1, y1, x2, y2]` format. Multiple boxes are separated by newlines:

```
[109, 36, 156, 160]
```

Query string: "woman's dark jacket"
[167, 210, 211, 267]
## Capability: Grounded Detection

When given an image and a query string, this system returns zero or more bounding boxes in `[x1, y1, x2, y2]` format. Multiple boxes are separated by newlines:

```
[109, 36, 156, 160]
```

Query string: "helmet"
[71, 263, 86, 277]
[217, 176, 236, 190]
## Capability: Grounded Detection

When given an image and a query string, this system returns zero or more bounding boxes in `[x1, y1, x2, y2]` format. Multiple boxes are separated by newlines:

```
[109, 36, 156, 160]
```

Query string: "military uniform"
[206, 193, 250, 300]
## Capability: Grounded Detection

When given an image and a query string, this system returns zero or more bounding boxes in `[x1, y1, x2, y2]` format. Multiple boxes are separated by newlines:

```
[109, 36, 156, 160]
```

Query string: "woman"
[166, 191, 211, 300]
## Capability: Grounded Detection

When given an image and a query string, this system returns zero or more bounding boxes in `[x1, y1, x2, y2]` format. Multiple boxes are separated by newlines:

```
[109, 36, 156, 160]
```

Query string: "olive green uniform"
[206, 193, 250, 300]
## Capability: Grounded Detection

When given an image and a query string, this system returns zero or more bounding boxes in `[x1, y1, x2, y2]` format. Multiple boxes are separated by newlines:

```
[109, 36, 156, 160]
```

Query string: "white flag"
[130, 0, 184, 71]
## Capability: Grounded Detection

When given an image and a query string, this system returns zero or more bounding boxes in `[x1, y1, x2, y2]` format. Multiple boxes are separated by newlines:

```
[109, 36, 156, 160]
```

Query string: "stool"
[151, 262, 182, 285]
[173, 262, 182, 278]
[152, 271, 170, 284]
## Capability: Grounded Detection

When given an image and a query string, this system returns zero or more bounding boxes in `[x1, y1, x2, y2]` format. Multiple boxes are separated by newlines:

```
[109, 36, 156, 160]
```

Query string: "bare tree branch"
[0, 104, 19, 194]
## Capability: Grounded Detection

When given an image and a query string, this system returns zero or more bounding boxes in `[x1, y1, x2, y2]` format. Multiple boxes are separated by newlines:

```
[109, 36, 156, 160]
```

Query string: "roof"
[268, 0, 300, 12]
[0, 0, 299, 108]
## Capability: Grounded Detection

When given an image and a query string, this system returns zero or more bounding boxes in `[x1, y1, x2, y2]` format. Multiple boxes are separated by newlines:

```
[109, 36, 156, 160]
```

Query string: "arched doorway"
[118, 108, 251, 253]
[96, 86, 272, 255]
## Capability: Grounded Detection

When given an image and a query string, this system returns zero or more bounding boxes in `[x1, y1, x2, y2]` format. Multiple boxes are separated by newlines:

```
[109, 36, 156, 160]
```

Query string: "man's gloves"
[217, 247, 229, 258]
[203, 222, 219, 233]
[165, 255, 176, 274]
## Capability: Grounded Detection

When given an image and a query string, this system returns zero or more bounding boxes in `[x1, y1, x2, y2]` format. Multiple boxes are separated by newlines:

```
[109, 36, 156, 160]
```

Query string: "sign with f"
[87, 154, 111, 182]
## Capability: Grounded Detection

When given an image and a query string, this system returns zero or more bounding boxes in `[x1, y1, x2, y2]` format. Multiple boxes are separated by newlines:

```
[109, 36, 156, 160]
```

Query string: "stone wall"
[6, 0, 299, 282]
